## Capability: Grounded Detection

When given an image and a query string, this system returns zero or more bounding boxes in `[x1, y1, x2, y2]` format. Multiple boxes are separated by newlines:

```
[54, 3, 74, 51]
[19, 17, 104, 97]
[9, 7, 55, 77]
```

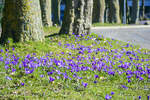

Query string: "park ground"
[0, 26, 150, 99]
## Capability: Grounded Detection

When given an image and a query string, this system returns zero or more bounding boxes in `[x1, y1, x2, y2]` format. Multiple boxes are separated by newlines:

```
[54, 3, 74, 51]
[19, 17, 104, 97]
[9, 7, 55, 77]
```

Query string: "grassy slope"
[0, 27, 150, 99]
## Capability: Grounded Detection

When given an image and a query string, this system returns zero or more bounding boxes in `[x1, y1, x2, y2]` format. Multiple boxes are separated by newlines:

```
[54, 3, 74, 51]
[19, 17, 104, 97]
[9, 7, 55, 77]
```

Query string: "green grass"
[44, 26, 60, 36]
[0, 28, 150, 99]
[92, 23, 128, 27]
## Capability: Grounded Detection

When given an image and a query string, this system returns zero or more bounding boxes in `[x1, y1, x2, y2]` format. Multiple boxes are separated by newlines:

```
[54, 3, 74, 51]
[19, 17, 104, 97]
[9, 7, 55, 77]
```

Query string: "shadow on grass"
[45, 33, 60, 38]
[45, 32, 70, 38]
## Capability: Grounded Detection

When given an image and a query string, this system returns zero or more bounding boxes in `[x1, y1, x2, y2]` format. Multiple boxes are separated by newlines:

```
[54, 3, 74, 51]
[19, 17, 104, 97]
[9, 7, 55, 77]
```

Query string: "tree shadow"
[45, 33, 60, 38]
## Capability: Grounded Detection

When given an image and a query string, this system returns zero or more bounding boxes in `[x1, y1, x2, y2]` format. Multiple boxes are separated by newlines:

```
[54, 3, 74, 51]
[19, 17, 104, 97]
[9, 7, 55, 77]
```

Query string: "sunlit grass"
[0, 30, 150, 99]
[92, 23, 128, 27]
[43, 26, 60, 35]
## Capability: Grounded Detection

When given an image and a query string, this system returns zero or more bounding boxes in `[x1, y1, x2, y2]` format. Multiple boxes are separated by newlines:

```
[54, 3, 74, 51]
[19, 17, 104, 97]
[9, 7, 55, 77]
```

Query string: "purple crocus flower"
[0, 49, 3, 53]
[5, 61, 9, 65]
[147, 96, 149, 100]
[108, 70, 115, 76]
[126, 44, 130, 47]
[0, 56, 3, 62]
[56, 76, 60, 79]
[139, 77, 144, 81]
[141, 59, 144, 62]
[126, 51, 132, 55]
[63, 74, 68, 79]
[111, 91, 115, 95]
[128, 79, 131, 83]
[6, 76, 12, 80]
[19, 64, 22, 68]
[72, 33, 75, 35]
[148, 75, 150, 79]
[49, 77, 55, 82]
[95, 75, 99, 78]
[40, 75, 44, 78]
[129, 57, 133, 61]
[127, 76, 132, 79]
[12, 48, 15, 51]
[77, 76, 83, 80]
[121, 85, 128, 89]
[61, 52, 64, 55]
[5, 49, 9, 52]
[73, 73, 77, 78]
[105, 94, 112, 100]
[93, 81, 97, 84]
[47, 71, 53, 75]
[5, 65, 9, 70]
[82, 82, 88, 88]
[58, 42, 62, 46]
[30, 69, 34, 73]
[21, 82, 24, 86]
[25, 68, 34, 74]
[138, 96, 141, 99]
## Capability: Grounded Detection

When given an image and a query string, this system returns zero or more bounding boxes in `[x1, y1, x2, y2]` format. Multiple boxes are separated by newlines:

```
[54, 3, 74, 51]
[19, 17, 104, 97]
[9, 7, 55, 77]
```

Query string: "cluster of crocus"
[0, 33, 149, 99]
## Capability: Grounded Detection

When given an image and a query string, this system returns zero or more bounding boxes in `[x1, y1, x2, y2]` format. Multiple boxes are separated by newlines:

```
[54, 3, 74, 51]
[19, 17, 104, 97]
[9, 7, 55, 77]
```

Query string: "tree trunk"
[52, 0, 61, 25]
[119, 0, 124, 23]
[83, 0, 93, 34]
[59, 0, 75, 34]
[92, 0, 105, 23]
[0, 0, 44, 44]
[59, 0, 93, 35]
[40, 0, 52, 27]
[141, 0, 145, 19]
[126, 0, 130, 23]
[104, 0, 109, 23]
[131, 0, 139, 24]
[108, 0, 121, 23]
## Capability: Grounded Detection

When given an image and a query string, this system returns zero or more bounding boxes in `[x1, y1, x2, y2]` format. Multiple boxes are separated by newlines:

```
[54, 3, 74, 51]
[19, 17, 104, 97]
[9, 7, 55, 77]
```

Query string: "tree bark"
[119, 0, 124, 23]
[141, 0, 145, 19]
[40, 0, 52, 27]
[108, 0, 121, 23]
[126, 0, 130, 23]
[59, 0, 93, 35]
[131, 0, 139, 24]
[52, 0, 61, 25]
[83, 0, 93, 34]
[104, 0, 109, 23]
[59, 0, 75, 34]
[92, 0, 105, 23]
[0, 0, 44, 44]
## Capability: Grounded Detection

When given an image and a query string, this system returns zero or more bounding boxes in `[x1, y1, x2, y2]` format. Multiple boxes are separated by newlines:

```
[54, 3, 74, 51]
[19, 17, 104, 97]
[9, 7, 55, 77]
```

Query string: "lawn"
[92, 23, 128, 27]
[0, 28, 150, 99]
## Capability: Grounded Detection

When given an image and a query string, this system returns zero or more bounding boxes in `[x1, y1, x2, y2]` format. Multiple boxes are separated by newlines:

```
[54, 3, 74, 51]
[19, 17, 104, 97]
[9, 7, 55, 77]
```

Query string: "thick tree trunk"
[59, 0, 75, 34]
[52, 0, 61, 25]
[108, 0, 121, 23]
[40, 0, 52, 27]
[131, 0, 139, 24]
[141, 0, 145, 19]
[83, 0, 93, 34]
[73, 0, 85, 34]
[92, 0, 105, 23]
[120, 0, 128, 23]
[119, 0, 124, 23]
[0, 0, 44, 44]
[59, 0, 93, 35]
[126, 0, 130, 24]
[104, 0, 109, 23]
